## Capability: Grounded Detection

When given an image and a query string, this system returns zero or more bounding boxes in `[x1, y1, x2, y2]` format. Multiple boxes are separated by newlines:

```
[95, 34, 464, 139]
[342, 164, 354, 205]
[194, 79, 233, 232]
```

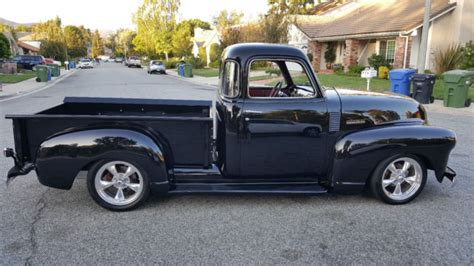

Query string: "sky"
[0, 0, 269, 30]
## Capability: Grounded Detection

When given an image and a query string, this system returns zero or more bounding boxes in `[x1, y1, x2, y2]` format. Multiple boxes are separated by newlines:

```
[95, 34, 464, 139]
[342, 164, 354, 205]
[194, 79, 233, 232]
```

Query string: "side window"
[221, 61, 239, 98]
[248, 59, 315, 98]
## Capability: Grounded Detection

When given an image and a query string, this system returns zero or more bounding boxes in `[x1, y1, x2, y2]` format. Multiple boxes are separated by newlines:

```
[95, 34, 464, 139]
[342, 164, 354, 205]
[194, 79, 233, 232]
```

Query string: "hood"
[335, 88, 426, 130]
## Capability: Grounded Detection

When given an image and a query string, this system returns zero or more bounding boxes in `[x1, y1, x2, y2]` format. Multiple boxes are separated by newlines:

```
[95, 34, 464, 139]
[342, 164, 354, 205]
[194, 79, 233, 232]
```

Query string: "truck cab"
[215, 44, 333, 181]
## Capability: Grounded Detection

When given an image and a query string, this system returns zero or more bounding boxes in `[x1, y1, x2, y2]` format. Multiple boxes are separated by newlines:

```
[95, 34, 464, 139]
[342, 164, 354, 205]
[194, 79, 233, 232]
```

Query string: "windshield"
[81, 59, 90, 62]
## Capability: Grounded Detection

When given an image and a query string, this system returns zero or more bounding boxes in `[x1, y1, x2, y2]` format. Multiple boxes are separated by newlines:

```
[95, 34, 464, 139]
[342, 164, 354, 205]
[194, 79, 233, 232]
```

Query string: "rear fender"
[331, 125, 456, 189]
[35, 128, 169, 190]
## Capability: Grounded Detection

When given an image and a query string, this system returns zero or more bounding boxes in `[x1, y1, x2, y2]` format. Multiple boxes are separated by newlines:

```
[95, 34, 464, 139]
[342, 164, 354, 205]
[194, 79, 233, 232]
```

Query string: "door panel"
[240, 98, 329, 178]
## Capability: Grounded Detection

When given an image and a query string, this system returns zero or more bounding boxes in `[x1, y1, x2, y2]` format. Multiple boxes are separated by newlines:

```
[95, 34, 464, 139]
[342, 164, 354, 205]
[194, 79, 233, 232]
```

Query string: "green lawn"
[193, 68, 219, 77]
[0, 71, 36, 84]
[317, 74, 474, 100]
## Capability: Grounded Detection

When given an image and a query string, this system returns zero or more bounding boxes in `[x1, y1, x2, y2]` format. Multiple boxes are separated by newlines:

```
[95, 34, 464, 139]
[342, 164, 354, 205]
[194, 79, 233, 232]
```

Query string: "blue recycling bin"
[389, 69, 416, 95]
[47, 66, 52, 81]
[178, 63, 185, 77]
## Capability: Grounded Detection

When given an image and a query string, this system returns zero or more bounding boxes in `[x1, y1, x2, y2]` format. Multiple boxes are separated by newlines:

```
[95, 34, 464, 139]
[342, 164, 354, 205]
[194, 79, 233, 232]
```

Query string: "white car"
[147, 60, 166, 74]
[78, 59, 93, 69]
[128, 56, 141, 68]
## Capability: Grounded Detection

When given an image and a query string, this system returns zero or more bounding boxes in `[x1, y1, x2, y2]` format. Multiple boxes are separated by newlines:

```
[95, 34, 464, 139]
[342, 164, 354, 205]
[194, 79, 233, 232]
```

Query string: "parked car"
[78, 58, 93, 69]
[4, 44, 457, 211]
[44, 58, 61, 66]
[127, 56, 141, 68]
[12, 55, 45, 70]
[147, 60, 166, 74]
[115, 57, 124, 63]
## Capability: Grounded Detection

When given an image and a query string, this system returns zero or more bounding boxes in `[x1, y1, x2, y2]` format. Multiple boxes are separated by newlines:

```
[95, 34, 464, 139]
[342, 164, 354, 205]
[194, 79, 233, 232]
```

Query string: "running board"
[168, 183, 328, 195]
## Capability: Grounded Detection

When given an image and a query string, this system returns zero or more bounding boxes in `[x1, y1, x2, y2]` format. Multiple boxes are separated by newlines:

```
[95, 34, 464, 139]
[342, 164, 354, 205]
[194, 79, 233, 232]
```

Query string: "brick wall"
[394, 36, 413, 68]
[308, 41, 322, 72]
[343, 39, 359, 72]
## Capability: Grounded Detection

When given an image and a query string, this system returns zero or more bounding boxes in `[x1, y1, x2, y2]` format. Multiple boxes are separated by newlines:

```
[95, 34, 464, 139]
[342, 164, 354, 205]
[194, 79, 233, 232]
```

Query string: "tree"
[171, 19, 210, 57]
[0, 33, 11, 59]
[267, 0, 316, 15]
[32, 16, 64, 42]
[15, 25, 32, 32]
[172, 22, 192, 57]
[115, 29, 136, 58]
[91, 30, 104, 58]
[213, 10, 243, 32]
[104, 34, 117, 54]
[40, 41, 67, 61]
[64, 25, 88, 58]
[261, 14, 287, 43]
[133, 0, 180, 60]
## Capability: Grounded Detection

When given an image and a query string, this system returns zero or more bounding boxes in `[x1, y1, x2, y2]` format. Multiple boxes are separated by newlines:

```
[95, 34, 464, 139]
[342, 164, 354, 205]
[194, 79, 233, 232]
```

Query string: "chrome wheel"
[381, 157, 423, 201]
[94, 161, 144, 206]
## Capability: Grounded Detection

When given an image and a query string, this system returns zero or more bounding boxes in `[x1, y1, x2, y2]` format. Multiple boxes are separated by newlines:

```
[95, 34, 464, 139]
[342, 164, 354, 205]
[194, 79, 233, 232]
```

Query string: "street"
[0, 63, 472, 264]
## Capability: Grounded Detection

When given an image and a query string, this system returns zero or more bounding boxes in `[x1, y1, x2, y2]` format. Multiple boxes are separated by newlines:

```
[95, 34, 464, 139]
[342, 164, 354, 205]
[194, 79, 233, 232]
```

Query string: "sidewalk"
[167, 69, 218, 87]
[0, 69, 77, 100]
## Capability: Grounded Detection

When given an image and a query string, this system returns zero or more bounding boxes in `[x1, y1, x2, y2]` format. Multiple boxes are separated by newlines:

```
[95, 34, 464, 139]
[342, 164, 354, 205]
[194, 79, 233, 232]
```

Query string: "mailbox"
[361, 67, 377, 78]
[361, 67, 377, 91]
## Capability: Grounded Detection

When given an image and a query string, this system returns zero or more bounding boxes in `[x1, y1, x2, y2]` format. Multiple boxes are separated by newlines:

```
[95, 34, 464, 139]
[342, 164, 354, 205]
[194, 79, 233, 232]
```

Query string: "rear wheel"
[87, 160, 150, 211]
[465, 98, 471, 107]
[370, 155, 427, 204]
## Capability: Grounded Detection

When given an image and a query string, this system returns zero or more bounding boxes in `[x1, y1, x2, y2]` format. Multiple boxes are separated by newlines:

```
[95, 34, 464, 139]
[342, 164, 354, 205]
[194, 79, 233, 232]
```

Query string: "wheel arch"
[35, 128, 170, 190]
[331, 124, 456, 191]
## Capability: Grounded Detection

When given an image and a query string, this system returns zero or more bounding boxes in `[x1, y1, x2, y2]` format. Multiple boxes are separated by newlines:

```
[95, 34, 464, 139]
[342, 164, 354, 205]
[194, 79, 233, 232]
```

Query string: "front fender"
[35, 129, 168, 189]
[332, 125, 456, 187]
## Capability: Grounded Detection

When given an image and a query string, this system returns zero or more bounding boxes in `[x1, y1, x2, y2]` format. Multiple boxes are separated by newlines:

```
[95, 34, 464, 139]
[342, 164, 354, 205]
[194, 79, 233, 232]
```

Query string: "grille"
[329, 112, 341, 132]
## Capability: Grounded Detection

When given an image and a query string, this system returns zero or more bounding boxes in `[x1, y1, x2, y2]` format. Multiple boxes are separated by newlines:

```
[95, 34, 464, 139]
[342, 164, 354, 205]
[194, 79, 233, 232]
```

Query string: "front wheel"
[370, 155, 427, 204]
[87, 160, 150, 211]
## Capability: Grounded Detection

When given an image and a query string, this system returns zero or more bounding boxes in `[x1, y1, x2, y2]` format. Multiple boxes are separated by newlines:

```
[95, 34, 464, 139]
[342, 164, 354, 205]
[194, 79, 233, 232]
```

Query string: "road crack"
[25, 189, 48, 266]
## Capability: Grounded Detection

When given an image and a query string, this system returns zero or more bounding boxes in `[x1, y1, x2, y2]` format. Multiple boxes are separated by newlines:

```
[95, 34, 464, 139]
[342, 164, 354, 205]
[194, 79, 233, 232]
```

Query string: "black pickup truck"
[4, 44, 456, 211]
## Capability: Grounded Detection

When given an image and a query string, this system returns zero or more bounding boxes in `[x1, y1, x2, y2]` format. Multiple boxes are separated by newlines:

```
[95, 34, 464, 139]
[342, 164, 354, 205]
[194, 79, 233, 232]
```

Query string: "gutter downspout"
[399, 33, 409, 68]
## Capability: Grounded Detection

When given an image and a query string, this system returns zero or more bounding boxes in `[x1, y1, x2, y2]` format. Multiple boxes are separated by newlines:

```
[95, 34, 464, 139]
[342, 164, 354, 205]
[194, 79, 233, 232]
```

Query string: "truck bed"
[6, 97, 213, 167]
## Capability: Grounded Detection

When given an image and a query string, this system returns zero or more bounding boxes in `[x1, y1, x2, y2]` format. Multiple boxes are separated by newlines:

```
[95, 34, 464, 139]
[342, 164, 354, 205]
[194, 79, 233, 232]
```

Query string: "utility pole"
[417, 0, 431, 73]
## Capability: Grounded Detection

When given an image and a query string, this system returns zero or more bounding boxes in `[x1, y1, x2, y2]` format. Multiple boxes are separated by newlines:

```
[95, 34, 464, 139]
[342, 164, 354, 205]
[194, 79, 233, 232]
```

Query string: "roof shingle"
[293, 0, 456, 40]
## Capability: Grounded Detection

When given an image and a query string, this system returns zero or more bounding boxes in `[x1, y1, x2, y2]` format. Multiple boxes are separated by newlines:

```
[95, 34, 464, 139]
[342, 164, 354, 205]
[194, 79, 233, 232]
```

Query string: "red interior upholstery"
[249, 87, 272, 97]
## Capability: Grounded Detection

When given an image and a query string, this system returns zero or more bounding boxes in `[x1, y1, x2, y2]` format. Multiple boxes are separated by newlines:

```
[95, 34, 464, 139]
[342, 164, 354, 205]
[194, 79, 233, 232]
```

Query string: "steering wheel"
[269, 81, 283, 97]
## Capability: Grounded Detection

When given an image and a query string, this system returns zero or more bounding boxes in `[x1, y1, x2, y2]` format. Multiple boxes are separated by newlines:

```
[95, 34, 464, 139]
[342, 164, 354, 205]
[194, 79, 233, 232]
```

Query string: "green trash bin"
[35, 65, 49, 82]
[442, 70, 473, 108]
[183, 64, 193, 77]
[48, 64, 60, 77]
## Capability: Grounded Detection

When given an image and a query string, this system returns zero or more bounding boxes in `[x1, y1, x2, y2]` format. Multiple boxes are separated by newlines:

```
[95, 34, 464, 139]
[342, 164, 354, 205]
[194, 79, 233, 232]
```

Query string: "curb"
[0, 69, 78, 103]
[167, 70, 218, 88]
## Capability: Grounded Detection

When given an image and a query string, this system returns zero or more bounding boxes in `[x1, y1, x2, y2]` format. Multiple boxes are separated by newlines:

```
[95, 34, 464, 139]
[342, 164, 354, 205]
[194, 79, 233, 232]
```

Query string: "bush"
[368, 54, 390, 72]
[165, 57, 180, 69]
[0, 33, 11, 59]
[348, 65, 365, 75]
[209, 43, 222, 63]
[209, 60, 220, 69]
[265, 67, 281, 76]
[461, 40, 474, 69]
[433, 43, 463, 74]
[185, 56, 205, 69]
[324, 44, 336, 65]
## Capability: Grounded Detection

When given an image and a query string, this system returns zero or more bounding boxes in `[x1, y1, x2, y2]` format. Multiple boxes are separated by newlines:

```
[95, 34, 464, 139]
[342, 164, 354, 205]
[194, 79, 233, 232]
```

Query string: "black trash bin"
[411, 73, 436, 104]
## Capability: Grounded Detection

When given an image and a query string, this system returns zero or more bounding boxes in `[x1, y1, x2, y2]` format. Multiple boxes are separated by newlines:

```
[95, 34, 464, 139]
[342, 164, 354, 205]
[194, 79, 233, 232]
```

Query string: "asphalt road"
[0, 63, 472, 265]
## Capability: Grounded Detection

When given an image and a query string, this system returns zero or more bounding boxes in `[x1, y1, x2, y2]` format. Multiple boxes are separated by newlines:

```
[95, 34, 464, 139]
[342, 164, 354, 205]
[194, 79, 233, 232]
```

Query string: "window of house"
[247, 59, 315, 98]
[221, 61, 239, 98]
[379, 40, 396, 64]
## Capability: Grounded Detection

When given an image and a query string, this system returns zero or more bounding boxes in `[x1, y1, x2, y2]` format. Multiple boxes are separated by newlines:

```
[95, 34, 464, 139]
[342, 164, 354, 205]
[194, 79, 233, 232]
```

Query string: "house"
[17, 32, 41, 55]
[288, 0, 473, 72]
[192, 27, 220, 67]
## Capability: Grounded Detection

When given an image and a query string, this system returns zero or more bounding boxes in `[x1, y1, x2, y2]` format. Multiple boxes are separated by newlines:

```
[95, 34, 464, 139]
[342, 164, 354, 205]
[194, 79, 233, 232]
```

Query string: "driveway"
[0, 63, 472, 264]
